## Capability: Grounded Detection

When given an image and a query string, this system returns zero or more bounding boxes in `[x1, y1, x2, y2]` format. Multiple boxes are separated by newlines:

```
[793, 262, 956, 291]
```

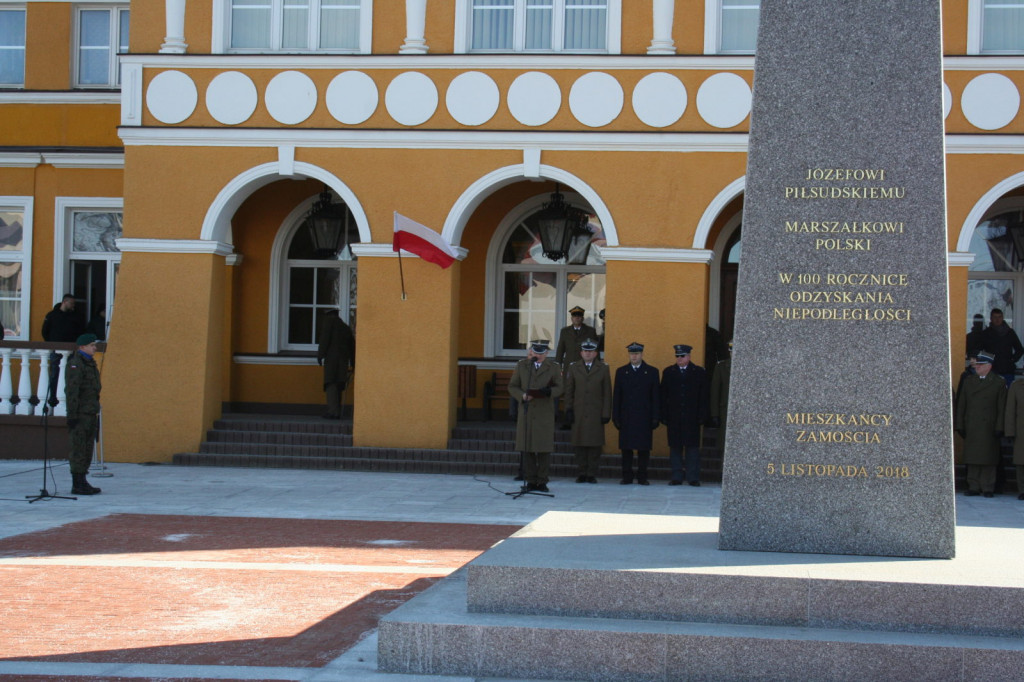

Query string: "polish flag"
[392, 212, 459, 269]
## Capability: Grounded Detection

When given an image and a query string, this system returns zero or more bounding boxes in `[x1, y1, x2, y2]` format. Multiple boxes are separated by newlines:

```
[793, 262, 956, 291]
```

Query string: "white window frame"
[0, 196, 33, 340]
[268, 196, 357, 353]
[53, 197, 122, 329]
[0, 5, 26, 88]
[968, 0, 1024, 54]
[212, 0, 373, 54]
[484, 193, 605, 357]
[73, 4, 129, 89]
[455, 0, 621, 54]
[704, 0, 758, 55]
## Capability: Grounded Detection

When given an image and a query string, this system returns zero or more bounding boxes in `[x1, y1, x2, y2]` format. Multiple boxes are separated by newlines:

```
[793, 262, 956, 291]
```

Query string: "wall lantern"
[303, 185, 347, 259]
[536, 184, 590, 263]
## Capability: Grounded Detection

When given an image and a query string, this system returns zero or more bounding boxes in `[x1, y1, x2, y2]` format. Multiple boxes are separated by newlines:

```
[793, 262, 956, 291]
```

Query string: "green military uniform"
[65, 348, 101, 491]
[1003, 380, 1024, 498]
[955, 372, 1006, 494]
[564, 358, 611, 479]
[709, 357, 731, 451]
[555, 322, 598, 367]
[508, 356, 564, 487]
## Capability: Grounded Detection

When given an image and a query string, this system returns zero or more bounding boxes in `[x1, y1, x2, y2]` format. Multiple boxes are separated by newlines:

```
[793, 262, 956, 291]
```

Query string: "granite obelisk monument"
[718, 0, 955, 558]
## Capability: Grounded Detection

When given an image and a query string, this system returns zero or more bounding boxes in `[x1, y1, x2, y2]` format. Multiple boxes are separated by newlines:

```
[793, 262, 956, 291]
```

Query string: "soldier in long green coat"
[508, 340, 564, 492]
[564, 339, 612, 483]
[65, 333, 102, 495]
[317, 310, 355, 419]
[955, 352, 1006, 497]
[1002, 377, 1024, 500]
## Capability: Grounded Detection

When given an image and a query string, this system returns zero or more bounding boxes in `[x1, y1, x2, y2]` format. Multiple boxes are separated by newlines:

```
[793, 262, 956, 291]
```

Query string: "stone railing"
[0, 342, 105, 418]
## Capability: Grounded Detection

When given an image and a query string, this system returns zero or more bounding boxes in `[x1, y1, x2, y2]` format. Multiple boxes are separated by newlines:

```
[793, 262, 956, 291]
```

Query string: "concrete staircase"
[173, 414, 726, 482]
[378, 511, 1024, 681]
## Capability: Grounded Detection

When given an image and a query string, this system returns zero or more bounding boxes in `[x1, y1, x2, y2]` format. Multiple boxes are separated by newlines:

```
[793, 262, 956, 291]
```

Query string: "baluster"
[36, 350, 52, 417]
[15, 348, 33, 415]
[54, 350, 72, 417]
[0, 348, 12, 415]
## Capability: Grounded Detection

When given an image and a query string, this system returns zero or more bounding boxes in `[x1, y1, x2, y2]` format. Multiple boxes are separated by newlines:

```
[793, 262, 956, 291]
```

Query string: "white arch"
[441, 163, 619, 248]
[957, 171, 1024, 252]
[200, 161, 371, 245]
[693, 175, 745, 249]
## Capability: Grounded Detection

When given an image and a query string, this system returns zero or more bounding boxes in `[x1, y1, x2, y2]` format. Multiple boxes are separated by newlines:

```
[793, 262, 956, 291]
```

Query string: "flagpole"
[397, 248, 407, 300]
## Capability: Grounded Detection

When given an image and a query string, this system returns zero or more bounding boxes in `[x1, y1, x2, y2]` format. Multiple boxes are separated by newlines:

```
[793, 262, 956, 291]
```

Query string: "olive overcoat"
[955, 373, 1006, 466]
[508, 357, 564, 452]
[1003, 380, 1024, 465]
[564, 359, 612, 447]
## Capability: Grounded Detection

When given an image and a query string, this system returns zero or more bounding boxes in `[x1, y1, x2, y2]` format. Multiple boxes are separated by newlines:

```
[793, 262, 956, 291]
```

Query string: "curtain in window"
[720, 0, 759, 53]
[525, 0, 553, 50]
[321, 0, 360, 49]
[472, 0, 514, 50]
[119, 10, 130, 54]
[983, 0, 1024, 52]
[78, 10, 111, 86]
[282, 0, 309, 48]
[0, 9, 26, 85]
[232, 0, 272, 48]
[563, 0, 605, 50]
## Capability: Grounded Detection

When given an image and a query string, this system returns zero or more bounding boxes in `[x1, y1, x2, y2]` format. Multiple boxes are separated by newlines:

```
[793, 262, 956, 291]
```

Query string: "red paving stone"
[0, 514, 518, 668]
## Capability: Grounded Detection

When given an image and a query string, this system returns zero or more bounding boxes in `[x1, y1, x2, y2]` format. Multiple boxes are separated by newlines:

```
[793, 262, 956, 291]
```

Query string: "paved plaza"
[0, 459, 1022, 682]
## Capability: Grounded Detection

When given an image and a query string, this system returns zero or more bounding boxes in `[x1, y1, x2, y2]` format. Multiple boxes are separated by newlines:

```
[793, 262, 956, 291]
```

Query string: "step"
[212, 416, 352, 435]
[206, 430, 353, 447]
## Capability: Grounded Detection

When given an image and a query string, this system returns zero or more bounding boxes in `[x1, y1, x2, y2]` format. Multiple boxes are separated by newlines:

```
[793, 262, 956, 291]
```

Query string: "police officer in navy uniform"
[660, 344, 708, 486]
[613, 342, 660, 485]
[65, 333, 102, 495]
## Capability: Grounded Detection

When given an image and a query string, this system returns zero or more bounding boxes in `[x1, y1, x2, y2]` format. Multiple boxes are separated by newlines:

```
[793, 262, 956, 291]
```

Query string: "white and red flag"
[392, 212, 458, 269]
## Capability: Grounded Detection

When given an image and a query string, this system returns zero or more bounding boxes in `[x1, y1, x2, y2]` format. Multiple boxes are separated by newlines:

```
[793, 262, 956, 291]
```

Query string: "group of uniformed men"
[508, 306, 731, 493]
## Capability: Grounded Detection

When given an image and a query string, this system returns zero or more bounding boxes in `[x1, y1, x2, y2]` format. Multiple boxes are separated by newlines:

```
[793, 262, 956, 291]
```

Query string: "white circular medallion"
[507, 72, 561, 127]
[326, 71, 379, 125]
[696, 73, 752, 129]
[569, 72, 623, 128]
[446, 71, 500, 126]
[265, 71, 318, 125]
[632, 73, 687, 128]
[961, 73, 1020, 131]
[943, 82, 952, 120]
[385, 72, 439, 126]
[206, 71, 258, 125]
[146, 70, 197, 125]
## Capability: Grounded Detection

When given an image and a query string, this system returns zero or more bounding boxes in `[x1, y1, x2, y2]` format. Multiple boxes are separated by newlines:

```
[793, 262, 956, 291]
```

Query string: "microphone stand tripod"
[27, 356, 76, 503]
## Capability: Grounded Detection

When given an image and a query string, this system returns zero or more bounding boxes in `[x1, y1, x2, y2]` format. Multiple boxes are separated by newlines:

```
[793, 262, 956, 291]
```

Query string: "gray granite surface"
[718, 0, 955, 557]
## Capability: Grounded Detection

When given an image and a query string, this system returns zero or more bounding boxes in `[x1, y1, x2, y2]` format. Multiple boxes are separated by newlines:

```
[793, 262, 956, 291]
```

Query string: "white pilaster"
[648, 0, 676, 54]
[400, 0, 429, 54]
[160, 0, 188, 54]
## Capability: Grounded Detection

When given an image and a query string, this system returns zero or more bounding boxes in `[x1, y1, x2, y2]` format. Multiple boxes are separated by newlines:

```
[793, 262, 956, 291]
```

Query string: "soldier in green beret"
[65, 333, 102, 495]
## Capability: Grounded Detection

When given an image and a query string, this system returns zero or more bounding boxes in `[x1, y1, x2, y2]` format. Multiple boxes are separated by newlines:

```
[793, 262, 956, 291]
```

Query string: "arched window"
[490, 195, 606, 356]
[966, 198, 1024, 336]
[276, 198, 359, 351]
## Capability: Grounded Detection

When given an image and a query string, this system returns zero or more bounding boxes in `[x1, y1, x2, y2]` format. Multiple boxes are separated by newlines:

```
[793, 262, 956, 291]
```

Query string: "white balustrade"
[0, 348, 12, 414]
[15, 348, 33, 415]
[53, 351, 72, 417]
[648, 0, 676, 54]
[161, 0, 188, 53]
[400, 0, 429, 54]
[35, 350, 52, 416]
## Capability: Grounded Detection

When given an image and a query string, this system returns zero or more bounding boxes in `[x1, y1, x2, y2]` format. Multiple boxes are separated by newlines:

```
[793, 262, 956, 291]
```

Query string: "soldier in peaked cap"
[508, 340, 564, 492]
[564, 338, 611, 483]
[613, 342, 660, 485]
[65, 333, 102, 495]
[660, 344, 708, 486]
[555, 306, 597, 369]
[956, 350, 1006, 497]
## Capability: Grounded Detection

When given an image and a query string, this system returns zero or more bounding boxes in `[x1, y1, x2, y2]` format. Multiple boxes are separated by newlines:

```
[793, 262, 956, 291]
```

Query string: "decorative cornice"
[42, 153, 125, 168]
[0, 153, 42, 168]
[602, 247, 715, 264]
[943, 56, 1024, 71]
[946, 135, 1024, 153]
[0, 91, 120, 104]
[233, 355, 316, 365]
[116, 238, 234, 256]
[948, 252, 976, 267]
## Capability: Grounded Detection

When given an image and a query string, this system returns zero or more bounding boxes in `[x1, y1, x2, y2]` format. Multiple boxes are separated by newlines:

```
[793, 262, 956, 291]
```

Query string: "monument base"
[379, 512, 1024, 681]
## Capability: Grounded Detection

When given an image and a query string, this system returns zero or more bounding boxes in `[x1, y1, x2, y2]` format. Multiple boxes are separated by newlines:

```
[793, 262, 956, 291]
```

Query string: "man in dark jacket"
[42, 294, 83, 342]
[982, 308, 1024, 387]
[612, 341, 660, 485]
[661, 344, 708, 486]
[317, 310, 355, 420]
[65, 333, 102, 495]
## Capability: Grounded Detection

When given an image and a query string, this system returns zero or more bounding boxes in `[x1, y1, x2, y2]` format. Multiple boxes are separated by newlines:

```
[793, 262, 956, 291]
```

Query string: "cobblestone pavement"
[0, 459, 1021, 682]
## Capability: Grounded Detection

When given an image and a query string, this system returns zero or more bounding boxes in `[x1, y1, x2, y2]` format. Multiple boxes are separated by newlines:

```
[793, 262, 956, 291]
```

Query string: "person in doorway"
[709, 340, 732, 453]
[982, 308, 1024, 387]
[42, 294, 83, 342]
[612, 342, 660, 485]
[508, 340, 564, 492]
[317, 310, 355, 420]
[65, 333, 102, 495]
[555, 306, 597, 368]
[564, 338, 611, 483]
[955, 351, 1006, 498]
[85, 307, 107, 341]
[661, 344, 708, 487]
[966, 313, 986, 359]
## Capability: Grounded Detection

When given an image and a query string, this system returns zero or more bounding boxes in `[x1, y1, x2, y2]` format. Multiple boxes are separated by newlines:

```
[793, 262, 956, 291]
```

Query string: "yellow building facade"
[2, 1, 1023, 462]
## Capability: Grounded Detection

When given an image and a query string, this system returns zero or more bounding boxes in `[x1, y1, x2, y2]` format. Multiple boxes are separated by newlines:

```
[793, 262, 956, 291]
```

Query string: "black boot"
[71, 473, 100, 495]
